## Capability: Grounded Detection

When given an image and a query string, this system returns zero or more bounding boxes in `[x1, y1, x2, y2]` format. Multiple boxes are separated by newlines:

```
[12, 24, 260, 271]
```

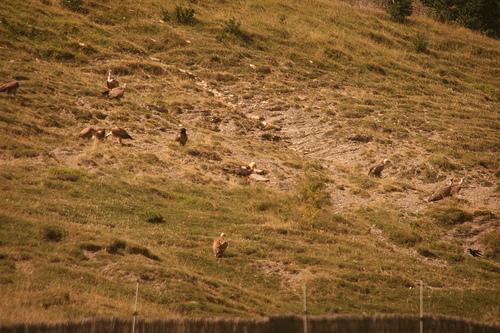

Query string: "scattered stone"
[258, 121, 281, 131]
[249, 174, 269, 182]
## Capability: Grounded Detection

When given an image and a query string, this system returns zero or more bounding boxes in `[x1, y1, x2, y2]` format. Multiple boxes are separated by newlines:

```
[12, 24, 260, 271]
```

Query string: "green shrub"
[128, 246, 160, 261]
[60, 0, 84, 12]
[482, 230, 500, 260]
[42, 226, 64, 242]
[430, 207, 473, 226]
[80, 243, 102, 252]
[417, 246, 437, 258]
[413, 32, 428, 53]
[50, 168, 83, 182]
[387, 0, 413, 22]
[223, 18, 252, 43]
[144, 211, 165, 224]
[160, 8, 171, 22]
[174, 6, 196, 25]
[297, 171, 330, 209]
[106, 240, 127, 254]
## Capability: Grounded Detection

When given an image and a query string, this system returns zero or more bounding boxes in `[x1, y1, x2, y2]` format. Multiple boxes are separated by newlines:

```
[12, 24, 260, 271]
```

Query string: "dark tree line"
[421, 0, 499, 37]
[387, 0, 499, 38]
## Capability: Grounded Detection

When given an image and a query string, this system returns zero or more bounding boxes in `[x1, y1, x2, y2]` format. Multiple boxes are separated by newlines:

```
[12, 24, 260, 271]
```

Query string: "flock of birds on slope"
[0, 73, 479, 258]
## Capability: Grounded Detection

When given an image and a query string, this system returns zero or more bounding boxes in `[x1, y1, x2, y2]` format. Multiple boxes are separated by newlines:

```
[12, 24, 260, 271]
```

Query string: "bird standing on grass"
[368, 158, 390, 177]
[426, 178, 454, 202]
[103, 83, 127, 99]
[79, 127, 96, 139]
[175, 127, 188, 146]
[450, 177, 464, 196]
[0, 81, 19, 95]
[94, 128, 106, 141]
[213, 233, 228, 258]
[106, 127, 133, 145]
[468, 248, 482, 257]
[106, 70, 119, 90]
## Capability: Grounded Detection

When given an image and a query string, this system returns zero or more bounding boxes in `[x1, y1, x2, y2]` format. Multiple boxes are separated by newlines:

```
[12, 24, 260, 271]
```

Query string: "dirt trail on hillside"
[190, 74, 498, 214]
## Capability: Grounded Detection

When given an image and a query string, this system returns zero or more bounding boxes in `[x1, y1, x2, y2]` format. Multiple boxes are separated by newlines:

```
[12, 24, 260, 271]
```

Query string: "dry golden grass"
[0, 0, 499, 325]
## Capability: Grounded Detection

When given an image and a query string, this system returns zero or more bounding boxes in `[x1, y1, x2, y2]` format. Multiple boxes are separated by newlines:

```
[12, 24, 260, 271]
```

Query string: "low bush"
[128, 246, 160, 261]
[60, 0, 85, 13]
[106, 240, 127, 254]
[223, 18, 252, 43]
[42, 226, 64, 242]
[175, 6, 196, 25]
[144, 211, 165, 224]
[387, 0, 413, 22]
[413, 32, 428, 53]
[430, 207, 473, 226]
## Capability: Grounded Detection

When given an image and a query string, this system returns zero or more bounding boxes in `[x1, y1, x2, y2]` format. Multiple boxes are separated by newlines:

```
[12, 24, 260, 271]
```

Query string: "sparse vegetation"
[49, 168, 83, 182]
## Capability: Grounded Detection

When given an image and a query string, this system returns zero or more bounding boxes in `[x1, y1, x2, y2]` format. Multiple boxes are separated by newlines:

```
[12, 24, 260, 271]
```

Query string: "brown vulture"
[94, 128, 106, 141]
[175, 127, 188, 146]
[368, 158, 390, 177]
[427, 179, 454, 202]
[0, 81, 19, 95]
[103, 83, 126, 99]
[450, 177, 464, 196]
[79, 127, 96, 139]
[106, 70, 119, 90]
[106, 127, 133, 145]
[212, 233, 228, 258]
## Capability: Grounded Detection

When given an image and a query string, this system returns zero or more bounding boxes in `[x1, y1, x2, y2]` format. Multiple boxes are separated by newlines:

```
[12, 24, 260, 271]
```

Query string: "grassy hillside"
[0, 0, 499, 324]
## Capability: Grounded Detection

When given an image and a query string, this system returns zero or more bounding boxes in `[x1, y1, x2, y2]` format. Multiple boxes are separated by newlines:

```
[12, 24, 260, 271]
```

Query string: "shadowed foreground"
[1, 315, 499, 333]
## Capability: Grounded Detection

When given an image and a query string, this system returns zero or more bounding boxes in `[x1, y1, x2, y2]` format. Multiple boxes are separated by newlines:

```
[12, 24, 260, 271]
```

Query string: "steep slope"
[0, 0, 499, 324]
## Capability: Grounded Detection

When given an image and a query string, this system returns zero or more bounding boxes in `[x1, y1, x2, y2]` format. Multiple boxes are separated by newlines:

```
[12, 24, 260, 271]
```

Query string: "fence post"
[303, 283, 308, 333]
[132, 281, 139, 333]
[420, 280, 423, 333]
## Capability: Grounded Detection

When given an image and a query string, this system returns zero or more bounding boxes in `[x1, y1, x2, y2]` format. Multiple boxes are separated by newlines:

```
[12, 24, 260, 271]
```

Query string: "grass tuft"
[106, 240, 127, 254]
[144, 211, 165, 224]
[42, 226, 64, 242]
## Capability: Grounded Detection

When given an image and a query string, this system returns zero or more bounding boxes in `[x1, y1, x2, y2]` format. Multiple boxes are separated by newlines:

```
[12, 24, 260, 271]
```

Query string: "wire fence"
[1, 315, 499, 333]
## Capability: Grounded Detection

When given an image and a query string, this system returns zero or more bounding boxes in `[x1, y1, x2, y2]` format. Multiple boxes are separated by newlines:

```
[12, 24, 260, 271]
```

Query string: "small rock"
[249, 174, 269, 182]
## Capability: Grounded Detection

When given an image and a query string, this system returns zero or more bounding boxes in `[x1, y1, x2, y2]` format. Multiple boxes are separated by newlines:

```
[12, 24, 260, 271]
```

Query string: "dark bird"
[450, 177, 464, 196]
[0, 81, 19, 95]
[106, 127, 133, 145]
[368, 158, 390, 177]
[79, 127, 96, 139]
[175, 127, 188, 146]
[102, 83, 126, 99]
[212, 233, 228, 258]
[426, 178, 454, 202]
[94, 128, 106, 141]
[468, 248, 482, 257]
[106, 70, 119, 90]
